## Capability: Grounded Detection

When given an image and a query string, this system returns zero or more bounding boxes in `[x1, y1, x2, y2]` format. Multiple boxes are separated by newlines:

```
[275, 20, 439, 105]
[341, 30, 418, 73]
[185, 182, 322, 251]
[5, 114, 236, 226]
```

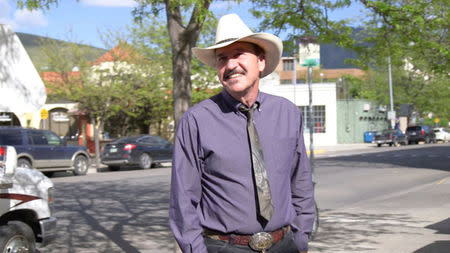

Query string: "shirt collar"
[221, 89, 263, 112]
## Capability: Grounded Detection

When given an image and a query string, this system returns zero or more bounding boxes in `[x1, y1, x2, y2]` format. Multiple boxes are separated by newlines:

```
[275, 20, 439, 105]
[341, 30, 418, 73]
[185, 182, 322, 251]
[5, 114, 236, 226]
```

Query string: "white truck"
[0, 145, 56, 252]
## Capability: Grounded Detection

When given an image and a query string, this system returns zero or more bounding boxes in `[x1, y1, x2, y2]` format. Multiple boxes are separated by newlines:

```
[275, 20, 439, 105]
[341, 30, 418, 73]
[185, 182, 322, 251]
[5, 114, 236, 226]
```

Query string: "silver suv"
[0, 126, 90, 176]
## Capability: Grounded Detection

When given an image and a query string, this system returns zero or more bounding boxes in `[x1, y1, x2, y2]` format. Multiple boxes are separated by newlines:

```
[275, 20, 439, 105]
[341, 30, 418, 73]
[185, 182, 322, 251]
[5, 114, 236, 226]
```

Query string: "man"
[169, 14, 315, 253]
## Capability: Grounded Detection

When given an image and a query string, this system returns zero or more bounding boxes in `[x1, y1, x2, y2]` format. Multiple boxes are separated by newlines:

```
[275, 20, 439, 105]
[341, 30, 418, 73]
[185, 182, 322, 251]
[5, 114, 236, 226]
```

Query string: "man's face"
[215, 42, 265, 97]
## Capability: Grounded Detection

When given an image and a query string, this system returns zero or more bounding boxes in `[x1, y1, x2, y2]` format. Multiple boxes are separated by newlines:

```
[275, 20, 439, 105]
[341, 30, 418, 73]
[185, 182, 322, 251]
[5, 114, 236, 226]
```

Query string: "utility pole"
[388, 55, 395, 129]
[293, 48, 297, 104]
[307, 64, 314, 171]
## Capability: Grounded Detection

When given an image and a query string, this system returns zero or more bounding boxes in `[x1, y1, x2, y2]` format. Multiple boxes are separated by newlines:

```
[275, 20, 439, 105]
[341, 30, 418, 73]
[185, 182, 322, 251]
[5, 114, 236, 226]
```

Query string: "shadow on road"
[413, 217, 450, 253]
[317, 145, 450, 172]
[309, 210, 431, 252]
[38, 178, 172, 253]
[413, 240, 450, 253]
[425, 217, 450, 235]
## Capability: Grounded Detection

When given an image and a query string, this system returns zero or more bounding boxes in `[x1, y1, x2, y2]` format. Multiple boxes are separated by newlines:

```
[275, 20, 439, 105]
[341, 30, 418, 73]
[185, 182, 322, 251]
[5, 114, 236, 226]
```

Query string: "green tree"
[250, 0, 449, 123]
[133, 0, 215, 128]
[42, 37, 170, 166]
[130, 9, 219, 129]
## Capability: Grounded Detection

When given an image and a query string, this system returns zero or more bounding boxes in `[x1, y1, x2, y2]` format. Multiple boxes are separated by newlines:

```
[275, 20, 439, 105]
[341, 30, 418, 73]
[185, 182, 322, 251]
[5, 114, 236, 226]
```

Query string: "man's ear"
[257, 54, 266, 73]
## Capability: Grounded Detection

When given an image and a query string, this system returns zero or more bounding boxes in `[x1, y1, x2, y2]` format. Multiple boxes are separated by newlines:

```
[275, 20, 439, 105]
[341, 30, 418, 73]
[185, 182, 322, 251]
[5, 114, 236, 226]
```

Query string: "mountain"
[16, 32, 106, 71]
[18, 32, 361, 71]
[320, 43, 359, 69]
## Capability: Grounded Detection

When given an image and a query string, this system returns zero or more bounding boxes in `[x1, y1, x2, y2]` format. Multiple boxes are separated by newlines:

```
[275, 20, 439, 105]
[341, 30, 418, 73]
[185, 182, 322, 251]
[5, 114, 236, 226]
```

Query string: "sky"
[1, 0, 365, 49]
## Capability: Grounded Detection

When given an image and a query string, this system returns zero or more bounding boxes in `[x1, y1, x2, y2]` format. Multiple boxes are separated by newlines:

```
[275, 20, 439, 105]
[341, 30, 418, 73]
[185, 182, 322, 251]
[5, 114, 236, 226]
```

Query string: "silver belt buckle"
[249, 232, 274, 252]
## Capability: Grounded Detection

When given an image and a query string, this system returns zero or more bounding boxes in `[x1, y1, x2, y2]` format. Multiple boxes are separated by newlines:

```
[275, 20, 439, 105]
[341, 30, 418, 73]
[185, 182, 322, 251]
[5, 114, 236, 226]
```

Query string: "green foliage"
[192, 87, 222, 105]
[41, 35, 174, 137]
[16, 0, 60, 10]
[250, 0, 449, 124]
[358, 0, 449, 74]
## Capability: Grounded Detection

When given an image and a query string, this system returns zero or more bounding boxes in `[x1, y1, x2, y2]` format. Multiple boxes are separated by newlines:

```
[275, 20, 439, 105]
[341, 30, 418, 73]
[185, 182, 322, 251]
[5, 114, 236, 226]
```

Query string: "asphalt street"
[42, 142, 449, 253]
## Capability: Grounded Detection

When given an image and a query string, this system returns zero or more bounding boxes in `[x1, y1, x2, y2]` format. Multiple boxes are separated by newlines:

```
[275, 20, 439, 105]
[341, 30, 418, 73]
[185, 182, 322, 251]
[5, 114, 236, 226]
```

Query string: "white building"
[260, 73, 337, 146]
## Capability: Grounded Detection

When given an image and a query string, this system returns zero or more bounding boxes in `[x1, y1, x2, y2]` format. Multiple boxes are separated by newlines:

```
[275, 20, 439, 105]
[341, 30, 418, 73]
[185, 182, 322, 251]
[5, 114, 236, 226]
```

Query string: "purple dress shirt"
[169, 89, 315, 252]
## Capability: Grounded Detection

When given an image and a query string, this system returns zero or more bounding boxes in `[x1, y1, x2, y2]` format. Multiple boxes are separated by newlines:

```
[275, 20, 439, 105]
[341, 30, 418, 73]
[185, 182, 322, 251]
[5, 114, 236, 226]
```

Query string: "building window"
[282, 59, 294, 71]
[299, 105, 326, 133]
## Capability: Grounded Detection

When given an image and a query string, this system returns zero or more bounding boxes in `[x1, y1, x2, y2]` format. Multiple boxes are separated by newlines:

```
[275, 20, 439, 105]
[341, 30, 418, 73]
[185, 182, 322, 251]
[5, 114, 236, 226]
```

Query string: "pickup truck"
[0, 146, 57, 252]
[372, 129, 408, 147]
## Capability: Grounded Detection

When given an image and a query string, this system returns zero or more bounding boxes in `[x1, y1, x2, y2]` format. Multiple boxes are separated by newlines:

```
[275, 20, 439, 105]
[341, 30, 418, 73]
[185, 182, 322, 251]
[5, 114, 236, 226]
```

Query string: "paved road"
[310, 143, 450, 253]
[38, 143, 449, 253]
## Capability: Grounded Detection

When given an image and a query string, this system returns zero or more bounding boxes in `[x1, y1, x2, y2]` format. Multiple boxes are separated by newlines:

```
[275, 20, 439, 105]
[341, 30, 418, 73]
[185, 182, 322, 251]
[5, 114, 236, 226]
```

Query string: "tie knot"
[238, 103, 258, 116]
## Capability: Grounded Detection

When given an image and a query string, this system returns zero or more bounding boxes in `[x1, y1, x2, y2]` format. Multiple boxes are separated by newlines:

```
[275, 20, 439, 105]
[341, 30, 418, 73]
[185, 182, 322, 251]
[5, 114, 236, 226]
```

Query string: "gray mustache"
[224, 69, 246, 80]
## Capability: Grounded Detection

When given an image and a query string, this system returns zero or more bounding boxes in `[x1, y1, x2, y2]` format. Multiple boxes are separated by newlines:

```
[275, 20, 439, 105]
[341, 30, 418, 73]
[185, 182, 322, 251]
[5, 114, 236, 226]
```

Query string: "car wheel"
[17, 158, 32, 169]
[425, 137, 430, 144]
[393, 140, 398, 147]
[139, 153, 152, 169]
[73, 155, 89, 176]
[108, 166, 120, 171]
[377, 143, 382, 147]
[0, 221, 36, 253]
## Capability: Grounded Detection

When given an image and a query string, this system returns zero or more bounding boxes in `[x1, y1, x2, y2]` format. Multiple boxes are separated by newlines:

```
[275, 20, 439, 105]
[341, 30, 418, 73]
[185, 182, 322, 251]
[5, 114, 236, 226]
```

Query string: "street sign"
[301, 59, 320, 67]
[40, 109, 49, 120]
[299, 42, 320, 67]
[434, 118, 440, 124]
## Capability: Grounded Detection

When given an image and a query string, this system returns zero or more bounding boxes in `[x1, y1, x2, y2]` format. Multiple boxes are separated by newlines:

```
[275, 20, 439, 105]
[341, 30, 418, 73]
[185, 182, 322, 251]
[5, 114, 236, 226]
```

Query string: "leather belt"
[203, 225, 290, 247]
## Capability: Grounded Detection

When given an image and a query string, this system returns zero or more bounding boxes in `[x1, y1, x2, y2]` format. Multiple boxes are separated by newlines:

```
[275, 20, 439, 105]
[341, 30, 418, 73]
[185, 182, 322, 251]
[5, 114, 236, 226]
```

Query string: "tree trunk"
[91, 117, 101, 169]
[165, 0, 212, 128]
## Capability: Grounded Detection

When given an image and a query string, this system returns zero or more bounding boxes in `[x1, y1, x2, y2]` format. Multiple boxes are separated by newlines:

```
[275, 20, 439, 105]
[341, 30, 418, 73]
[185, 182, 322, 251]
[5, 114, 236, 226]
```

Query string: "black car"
[100, 135, 173, 170]
[405, 125, 436, 144]
[0, 126, 90, 175]
[372, 129, 408, 147]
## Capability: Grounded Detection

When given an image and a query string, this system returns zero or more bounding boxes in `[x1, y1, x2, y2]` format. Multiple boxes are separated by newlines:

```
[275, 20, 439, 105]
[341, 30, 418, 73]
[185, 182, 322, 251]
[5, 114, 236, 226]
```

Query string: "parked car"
[372, 129, 408, 147]
[0, 126, 90, 175]
[405, 125, 436, 144]
[101, 135, 173, 170]
[433, 127, 450, 142]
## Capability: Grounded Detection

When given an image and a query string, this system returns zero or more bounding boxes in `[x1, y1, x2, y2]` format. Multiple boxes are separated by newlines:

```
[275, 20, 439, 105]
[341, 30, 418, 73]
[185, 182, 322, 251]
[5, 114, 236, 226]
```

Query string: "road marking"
[437, 178, 447, 185]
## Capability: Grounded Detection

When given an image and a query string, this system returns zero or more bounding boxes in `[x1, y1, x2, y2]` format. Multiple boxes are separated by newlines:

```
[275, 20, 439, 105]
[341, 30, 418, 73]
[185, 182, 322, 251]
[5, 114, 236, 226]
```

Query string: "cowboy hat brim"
[192, 33, 283, 78]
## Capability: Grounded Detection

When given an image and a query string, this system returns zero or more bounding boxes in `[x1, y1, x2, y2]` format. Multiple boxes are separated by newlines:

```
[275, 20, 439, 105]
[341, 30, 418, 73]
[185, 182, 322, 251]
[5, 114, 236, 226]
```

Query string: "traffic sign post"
[299, 38, 320, 173]
[40, 109, 48, 129]
[300, 61, 318, 173]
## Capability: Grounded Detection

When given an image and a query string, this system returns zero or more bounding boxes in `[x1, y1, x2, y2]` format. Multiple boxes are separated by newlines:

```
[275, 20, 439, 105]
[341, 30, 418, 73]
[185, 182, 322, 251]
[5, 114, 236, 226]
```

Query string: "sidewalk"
[307, 143, 376, 157]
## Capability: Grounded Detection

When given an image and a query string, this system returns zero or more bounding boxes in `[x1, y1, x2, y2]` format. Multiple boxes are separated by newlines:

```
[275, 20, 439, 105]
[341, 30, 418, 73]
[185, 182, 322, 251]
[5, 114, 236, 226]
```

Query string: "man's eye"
[217, 56, 227, 62]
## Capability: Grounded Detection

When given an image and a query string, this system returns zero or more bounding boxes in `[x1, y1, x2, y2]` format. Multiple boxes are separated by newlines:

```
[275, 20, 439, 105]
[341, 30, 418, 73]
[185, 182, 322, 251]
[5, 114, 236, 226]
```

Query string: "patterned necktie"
[239, 103, 274, 222]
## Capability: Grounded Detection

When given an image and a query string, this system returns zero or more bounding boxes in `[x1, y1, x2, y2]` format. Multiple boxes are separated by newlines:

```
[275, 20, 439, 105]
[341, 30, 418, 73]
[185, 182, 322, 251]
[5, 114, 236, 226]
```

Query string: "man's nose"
[225, 57, 239, 69]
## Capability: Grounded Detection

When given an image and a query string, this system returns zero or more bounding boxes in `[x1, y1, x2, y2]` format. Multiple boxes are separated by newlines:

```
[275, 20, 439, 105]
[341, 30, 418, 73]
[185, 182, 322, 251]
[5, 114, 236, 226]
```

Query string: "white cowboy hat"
[192, 13, 283, 78]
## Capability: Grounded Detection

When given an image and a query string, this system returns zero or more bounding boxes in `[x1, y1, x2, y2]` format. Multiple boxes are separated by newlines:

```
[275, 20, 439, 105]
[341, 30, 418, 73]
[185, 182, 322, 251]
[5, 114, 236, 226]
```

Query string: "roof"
[93, 42, 142, 65]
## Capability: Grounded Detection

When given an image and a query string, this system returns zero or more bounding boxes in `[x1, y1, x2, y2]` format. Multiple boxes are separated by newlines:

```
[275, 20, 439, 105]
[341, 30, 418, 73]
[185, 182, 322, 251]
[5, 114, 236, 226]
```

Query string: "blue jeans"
[204, 230, 298, 253]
